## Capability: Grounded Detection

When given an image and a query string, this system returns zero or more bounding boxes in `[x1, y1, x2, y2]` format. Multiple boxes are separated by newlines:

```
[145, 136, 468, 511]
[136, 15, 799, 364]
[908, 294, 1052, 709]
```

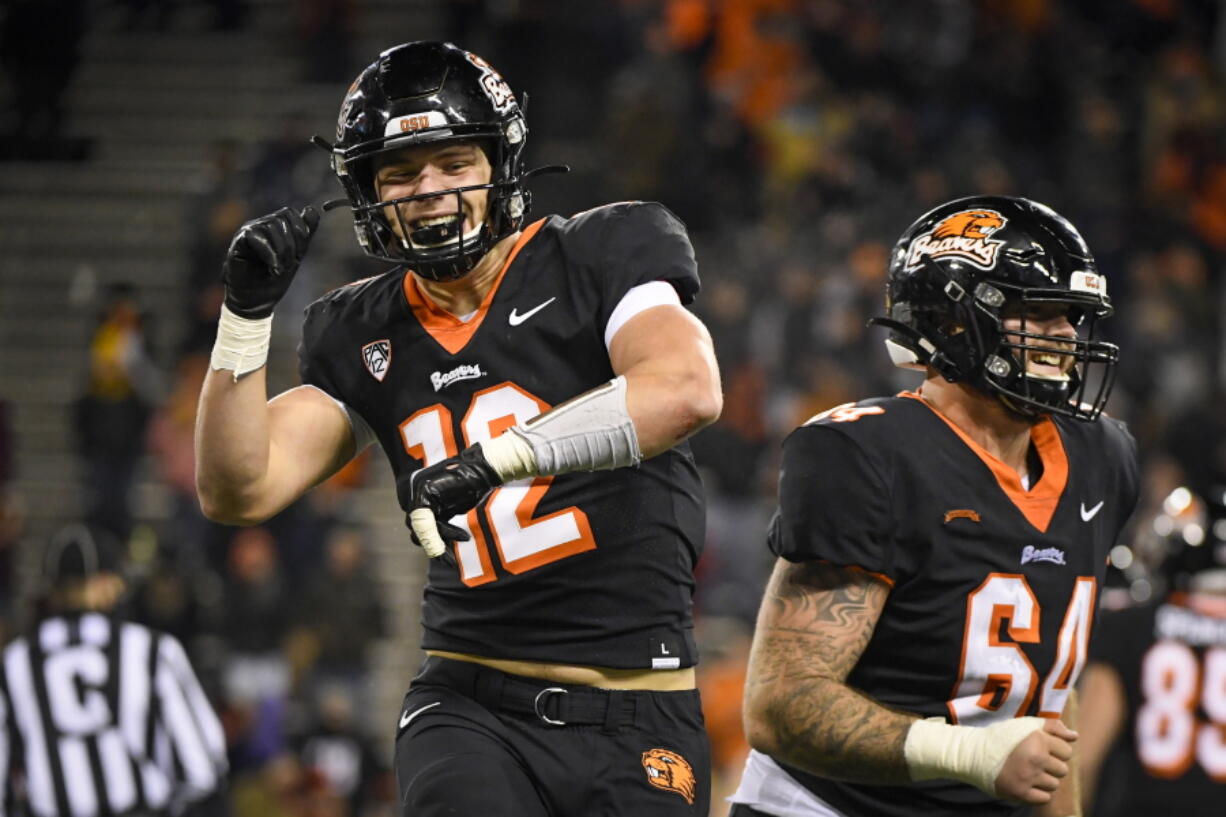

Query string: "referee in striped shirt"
[0, 524, 227, 816]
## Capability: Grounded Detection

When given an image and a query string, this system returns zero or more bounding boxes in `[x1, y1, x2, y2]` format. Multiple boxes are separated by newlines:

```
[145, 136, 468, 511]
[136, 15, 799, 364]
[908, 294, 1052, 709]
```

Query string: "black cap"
[43, 524, 121, 585]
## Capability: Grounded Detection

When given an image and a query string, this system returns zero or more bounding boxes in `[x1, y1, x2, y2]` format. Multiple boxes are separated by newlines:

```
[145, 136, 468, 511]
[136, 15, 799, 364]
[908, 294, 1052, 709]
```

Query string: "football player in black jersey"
[194, 41, 721, 816]
[1078, 490, 1226, 817]
[729, 196, 1139, 817]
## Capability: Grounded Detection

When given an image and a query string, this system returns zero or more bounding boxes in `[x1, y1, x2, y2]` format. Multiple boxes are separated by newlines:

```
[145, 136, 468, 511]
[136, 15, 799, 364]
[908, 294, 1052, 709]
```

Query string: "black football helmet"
[1133, 487, 1226, 595]
[870, 195, 1119, 421]
[323, 41, 532, 280]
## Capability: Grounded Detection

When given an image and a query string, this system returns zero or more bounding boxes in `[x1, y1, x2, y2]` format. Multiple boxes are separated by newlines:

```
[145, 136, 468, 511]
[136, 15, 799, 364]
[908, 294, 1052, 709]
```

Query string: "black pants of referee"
[394, 655, 711, 816]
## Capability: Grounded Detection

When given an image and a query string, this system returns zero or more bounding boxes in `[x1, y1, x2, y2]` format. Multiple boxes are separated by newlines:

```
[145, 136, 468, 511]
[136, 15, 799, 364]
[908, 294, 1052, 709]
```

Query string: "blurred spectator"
[296, 685, 386, 815]
[72, 284, 161, 542]
[221, 526, 292, 771]
[0, 395, 10, 494]
[692, 278, 772, 622]
[133, 550, 204, 650]
[185, 141, 249, 355]
[0, 395, 16, 634]
[289, 525, 386, 721]
[296, 0, 356, 82]
[698, 617, 754, 817]
[0, 0, 90, 160]
[246, 112, 333, 216]
[147, 351, 231, 557]
[605, 8, 709, 218]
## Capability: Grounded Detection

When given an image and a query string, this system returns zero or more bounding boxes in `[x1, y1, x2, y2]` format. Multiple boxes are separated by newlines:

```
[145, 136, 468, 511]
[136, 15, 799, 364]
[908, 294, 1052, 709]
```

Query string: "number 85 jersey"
[1087, 596, 1226, 816]
[297, 202, 706, 671]
[770, 392, 1139, 817]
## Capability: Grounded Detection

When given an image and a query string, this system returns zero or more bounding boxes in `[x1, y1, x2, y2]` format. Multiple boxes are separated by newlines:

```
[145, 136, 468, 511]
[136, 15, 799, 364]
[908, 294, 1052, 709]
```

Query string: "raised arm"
[194, 205, 356, 525]
[743, 558, 1079, 804]
[195, 375, 356, 525]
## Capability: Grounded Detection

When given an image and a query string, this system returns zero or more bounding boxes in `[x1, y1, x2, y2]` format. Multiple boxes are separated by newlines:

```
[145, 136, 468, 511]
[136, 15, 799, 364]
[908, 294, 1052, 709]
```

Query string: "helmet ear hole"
[938, 320, 966, 338]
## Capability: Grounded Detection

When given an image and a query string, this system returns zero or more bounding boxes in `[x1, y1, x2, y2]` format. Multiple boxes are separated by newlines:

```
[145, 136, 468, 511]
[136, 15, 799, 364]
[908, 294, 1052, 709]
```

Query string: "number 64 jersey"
[770, 392, 1139, 817]
[297, 202, 706, 671]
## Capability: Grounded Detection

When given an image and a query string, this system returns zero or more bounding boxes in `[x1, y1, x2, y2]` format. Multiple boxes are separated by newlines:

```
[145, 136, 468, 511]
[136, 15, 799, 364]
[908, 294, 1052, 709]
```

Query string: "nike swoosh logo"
[508, 297, 556, 326]
[1080, 500, 1104, 522]
[399, 701, 441, 730]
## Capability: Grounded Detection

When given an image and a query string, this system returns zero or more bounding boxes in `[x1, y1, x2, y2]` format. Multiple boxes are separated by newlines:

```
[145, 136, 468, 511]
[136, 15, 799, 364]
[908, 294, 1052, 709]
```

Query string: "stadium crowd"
[3, 1, 1225, 815]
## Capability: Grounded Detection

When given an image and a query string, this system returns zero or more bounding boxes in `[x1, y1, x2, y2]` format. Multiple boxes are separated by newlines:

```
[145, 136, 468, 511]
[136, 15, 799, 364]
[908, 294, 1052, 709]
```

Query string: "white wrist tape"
[904, 716, 1046, 796]
[210, 304, 273, 380]
[481, 376, 641, 481]
[479, 429, 538, 483]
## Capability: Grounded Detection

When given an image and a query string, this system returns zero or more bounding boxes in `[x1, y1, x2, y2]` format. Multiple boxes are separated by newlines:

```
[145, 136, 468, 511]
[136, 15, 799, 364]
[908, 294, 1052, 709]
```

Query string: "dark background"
[1, 1, 1223, 814]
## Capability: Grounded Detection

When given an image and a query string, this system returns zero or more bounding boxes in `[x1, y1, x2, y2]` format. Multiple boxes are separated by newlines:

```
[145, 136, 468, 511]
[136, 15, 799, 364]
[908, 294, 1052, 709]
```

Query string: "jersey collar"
[901, 391, 1069, 533]
[401, 218, 545, 355]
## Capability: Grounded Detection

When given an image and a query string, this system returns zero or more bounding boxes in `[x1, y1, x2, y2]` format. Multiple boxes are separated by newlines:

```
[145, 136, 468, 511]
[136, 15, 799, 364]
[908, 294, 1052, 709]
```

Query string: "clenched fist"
[994, 718, 1077, 805]
[406, 444, 502, 558]
[222, 206, 320, 319]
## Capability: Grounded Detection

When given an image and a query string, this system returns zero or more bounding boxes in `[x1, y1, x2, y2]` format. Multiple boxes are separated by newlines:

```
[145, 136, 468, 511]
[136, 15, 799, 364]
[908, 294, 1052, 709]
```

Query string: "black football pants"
[394, 655, 711, 816]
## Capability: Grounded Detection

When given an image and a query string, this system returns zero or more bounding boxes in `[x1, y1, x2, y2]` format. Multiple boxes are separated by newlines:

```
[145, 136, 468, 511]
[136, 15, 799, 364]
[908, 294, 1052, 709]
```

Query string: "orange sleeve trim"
[817, 559, 896, 588]
[403, 218, 547, 355]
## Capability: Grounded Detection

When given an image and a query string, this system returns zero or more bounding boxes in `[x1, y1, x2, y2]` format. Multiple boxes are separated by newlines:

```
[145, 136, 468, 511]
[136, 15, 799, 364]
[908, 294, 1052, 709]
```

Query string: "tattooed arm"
[743, 557, 1079, 805]
[741, 558, 915, 784]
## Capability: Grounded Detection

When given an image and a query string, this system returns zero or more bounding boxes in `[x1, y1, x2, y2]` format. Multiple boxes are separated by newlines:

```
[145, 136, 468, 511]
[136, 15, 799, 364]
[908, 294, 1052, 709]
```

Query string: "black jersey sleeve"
[566, 202, 700, 333]
[769, 423, 897, 579]
[1103, 415, 1141, 532]
[297, 296, 344, 401]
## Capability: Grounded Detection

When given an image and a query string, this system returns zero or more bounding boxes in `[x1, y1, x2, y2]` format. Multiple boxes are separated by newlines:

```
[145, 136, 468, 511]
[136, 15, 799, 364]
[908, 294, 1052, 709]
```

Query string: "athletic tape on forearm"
[904, 716, 1046, 796]
[481, 376, 641, 481]
[209, 304, 273, 380]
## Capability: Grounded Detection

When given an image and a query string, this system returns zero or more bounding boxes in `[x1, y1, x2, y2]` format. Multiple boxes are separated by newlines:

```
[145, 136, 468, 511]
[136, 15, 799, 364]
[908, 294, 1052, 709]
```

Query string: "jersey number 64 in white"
[949, 573, 1096, 725]
[399, 382, 596, 587]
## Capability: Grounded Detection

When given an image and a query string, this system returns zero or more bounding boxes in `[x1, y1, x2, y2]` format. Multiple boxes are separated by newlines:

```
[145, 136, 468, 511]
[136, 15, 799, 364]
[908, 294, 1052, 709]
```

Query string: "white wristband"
[904, 716, 1046, 796]
[210, 304, 273, 380]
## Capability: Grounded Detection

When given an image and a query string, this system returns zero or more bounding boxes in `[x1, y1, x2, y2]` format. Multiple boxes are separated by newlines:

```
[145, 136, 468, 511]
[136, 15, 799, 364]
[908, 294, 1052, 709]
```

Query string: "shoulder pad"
[803, 397, 895, 427]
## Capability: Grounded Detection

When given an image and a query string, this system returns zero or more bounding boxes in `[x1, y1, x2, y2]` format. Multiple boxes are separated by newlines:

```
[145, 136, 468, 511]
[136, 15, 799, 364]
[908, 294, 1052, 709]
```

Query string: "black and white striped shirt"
[0, 613, 227, 816]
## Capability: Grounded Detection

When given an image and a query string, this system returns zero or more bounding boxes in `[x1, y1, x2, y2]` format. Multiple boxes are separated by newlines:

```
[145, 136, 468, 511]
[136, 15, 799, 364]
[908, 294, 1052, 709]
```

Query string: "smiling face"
[1000, 301, 1079, 382]
[374, 141, 493, 249]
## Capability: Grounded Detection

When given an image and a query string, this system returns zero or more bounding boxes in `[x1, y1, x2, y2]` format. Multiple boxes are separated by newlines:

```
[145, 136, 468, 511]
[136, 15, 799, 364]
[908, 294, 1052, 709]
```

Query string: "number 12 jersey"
[298, 202, 706, 671]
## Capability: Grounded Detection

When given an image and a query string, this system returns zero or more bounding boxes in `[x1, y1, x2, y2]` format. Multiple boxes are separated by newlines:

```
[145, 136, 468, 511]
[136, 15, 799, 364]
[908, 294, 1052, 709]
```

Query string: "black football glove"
[406, 444, 502, 558]
[222, 206, 320, 319]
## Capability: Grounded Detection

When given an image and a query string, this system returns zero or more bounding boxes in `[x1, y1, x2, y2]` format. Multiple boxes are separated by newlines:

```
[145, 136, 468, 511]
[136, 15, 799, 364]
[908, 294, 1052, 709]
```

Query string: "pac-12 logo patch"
[905, 209, 1008, 271]
[641, 748, 696, 804]
[362, 340, 391, 382]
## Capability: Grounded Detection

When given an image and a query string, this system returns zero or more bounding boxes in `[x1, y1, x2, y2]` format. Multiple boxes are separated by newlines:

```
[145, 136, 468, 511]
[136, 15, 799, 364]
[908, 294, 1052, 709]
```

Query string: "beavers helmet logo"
[641, 748, 696, 805]
[905, 209, 1008, 271]
[931, 210, 1005, 240]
